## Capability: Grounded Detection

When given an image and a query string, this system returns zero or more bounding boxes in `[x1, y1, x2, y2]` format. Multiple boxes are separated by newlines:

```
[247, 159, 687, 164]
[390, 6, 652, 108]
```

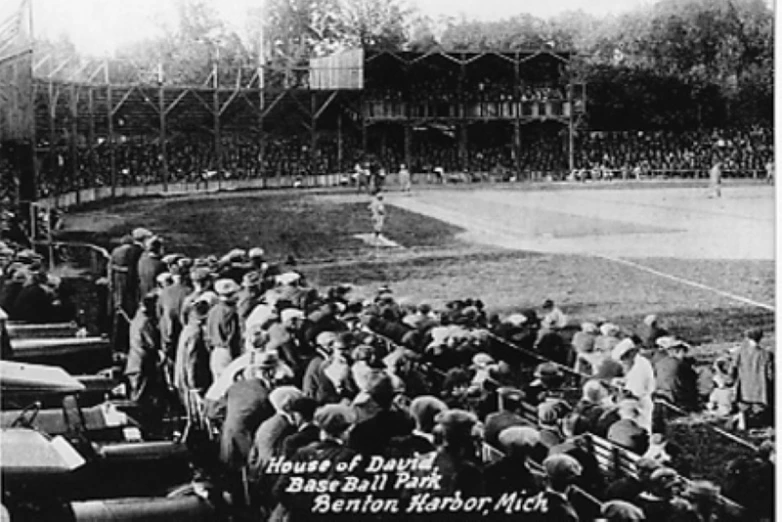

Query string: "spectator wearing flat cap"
[207, 279, 243, 381]
[607, 400, 650, 455]
[572, 323, 600, 375]
[640, 314, 668, 351]
[13, 270, 60, 323]
[733, 328, 774, 427]
[0, 267, 27, 318]
[348, 372, 414, 457]
[248, 386, 303, 478]
[542, 454, 583, 522]
[484, 387, 532, 448]
[652, 337, 699, 412]
[219, 371, 274, 471]
[303, 333, 358, 405]
[525, 362, 566, 406]
[432, 409, 484, 496]
[538, 398, 571, 449]
[157, 264, 193, 367]
[137, 236, 166, 300]
[173, 298, 212, 407]
[635, 467, 686, 520]
[236, 271, 262, 332]
[571, 380, 614, 435]
[485, 426, 545, 496]
[390, 395, 447, 457]
[268, 307, 314, 380]
[541, 299, 568, 331]
[595, 323, 622, 354]
[180, 267, 213, 326]
[280, 397, 320, 458]
[109, 234, 142, 320]
[601, 499, 645, 521]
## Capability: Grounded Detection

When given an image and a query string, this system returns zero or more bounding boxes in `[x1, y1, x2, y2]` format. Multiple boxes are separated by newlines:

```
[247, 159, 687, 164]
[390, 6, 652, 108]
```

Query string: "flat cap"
[498, 426, 541, 451]
[543, 454, 582, 480]
[315, 404, 356, 435]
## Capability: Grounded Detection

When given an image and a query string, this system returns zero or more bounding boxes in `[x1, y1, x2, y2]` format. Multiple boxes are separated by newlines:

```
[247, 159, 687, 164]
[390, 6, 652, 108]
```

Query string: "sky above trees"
[5, 0, 659, 56]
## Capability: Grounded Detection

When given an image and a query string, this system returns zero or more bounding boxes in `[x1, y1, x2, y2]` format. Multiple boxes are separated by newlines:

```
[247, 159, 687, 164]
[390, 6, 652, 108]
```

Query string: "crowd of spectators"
[75, 226, 776, 521]
[574, 127, 773, 178]
[31, 124, 772, 196]
[0, 242, 76, 324]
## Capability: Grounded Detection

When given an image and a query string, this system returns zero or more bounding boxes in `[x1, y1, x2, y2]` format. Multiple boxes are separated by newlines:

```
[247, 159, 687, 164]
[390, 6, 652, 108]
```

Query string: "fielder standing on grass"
[369, 191, 386, 244]
[708, 159, 722, 198]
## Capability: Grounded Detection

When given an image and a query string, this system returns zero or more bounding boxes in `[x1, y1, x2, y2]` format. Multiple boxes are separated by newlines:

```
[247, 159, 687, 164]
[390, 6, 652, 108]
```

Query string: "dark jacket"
[219, 378, 273, 469]
[607, 418, 650, 455]
[206, 301, 242, 358]
[281, 423, 320, 458]
[348, 408, 414, 457]
[13, 284, 56, 322]
[653, 354, 699, 410]
[432, 447, 484, 496]
[157, 280, 192, 358]
[484, 456, 543, 496]
[137, 251, 166, 299]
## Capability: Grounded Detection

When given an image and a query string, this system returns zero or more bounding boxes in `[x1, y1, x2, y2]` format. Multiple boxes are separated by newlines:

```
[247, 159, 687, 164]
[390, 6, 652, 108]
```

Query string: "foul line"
[597, 254, 775, 312]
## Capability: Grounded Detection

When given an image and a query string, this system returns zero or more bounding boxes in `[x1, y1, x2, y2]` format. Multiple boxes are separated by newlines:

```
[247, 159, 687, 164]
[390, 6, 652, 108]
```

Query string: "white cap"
[612, 338, 636, 361]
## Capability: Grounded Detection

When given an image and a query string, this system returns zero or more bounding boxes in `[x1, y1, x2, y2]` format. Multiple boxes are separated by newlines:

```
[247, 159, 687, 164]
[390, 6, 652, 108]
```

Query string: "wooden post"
[514, 120, 521, 180]
[213, 59, 222, 191]
[158, 65, 168, 192]
[404, 123, 412, 172]
[310, 91, 317, 187]
[337, 110, 343, 174]
[458, 124, 468, 173]
[514, 53, 522, 180]
[69, 83, 79, 203]
[87, 87, 96, 186]
[568, 81, 574, 174]
[258, 68, 265, 186]
[47, 80, 56, 195]
[106, 63, 116, 198]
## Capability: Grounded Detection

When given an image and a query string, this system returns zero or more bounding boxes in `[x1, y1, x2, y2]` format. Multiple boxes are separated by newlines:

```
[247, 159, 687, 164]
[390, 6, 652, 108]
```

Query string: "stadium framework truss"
[1, 41, 586, 206]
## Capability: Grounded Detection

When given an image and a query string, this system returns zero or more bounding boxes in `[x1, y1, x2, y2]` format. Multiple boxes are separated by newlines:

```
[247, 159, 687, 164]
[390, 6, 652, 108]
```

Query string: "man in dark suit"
[484, 387, 531, 448]
[652, 338, 699, 411]
[219, 375, 274, 471]
[432, 409, 484, 496]
[12, 270, 58, 323]
[607, 400, 650, 455]
[280, 397, 319, 458]
[485, 426, 544, 497]
[137, 236, 166, 300]
[173, 299, 211, 408]
[248, 386, 303, 477]
[348, 373, 414, 457]
[157, 264, 192, 365]
[542, 454, 583, 522]
[125, 293, 163, 428]
[390, 395, 447, 456]
[302, 334, 357, 405]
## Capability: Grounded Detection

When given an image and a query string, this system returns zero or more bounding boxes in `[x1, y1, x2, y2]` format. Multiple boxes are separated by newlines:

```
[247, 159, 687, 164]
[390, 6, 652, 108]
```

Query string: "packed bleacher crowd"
[3, 226, 764, 520]
[32, 124, 772, 197]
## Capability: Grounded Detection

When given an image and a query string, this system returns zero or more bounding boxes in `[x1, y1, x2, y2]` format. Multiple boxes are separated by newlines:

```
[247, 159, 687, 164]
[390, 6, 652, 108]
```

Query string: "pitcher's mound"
[353, 234, 404, 249]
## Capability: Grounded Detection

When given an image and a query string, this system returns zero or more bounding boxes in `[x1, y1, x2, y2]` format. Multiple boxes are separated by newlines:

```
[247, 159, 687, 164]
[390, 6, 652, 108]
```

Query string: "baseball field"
[58, 180, 775, 481]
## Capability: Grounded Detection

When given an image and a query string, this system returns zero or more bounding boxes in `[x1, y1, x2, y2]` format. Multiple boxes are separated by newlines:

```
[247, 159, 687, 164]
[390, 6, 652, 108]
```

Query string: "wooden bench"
[583, 432, 640, 480]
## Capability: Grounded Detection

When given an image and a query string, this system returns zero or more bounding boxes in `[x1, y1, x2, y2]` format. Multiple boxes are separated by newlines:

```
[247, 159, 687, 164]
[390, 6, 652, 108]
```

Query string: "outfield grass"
[58, 193, 464, 260]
